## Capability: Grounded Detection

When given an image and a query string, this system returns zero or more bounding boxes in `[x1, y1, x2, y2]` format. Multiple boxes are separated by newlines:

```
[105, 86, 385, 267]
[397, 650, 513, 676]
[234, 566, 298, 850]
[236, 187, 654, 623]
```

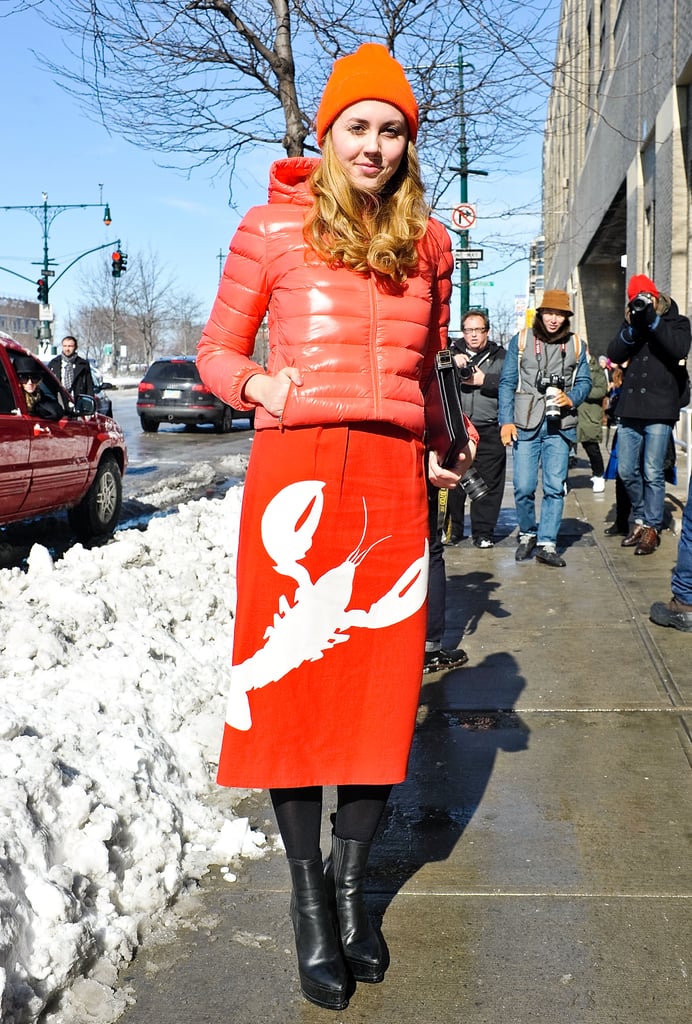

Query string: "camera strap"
[533, 338, 568, 380]
[516, 329, 582, 392]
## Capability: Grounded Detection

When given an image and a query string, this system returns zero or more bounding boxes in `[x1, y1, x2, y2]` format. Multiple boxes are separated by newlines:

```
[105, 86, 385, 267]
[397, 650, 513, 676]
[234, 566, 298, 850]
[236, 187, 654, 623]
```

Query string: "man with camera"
[445, 310, 506, 547]
[498, 290, 592, 566]
[606, 274, 691, 556]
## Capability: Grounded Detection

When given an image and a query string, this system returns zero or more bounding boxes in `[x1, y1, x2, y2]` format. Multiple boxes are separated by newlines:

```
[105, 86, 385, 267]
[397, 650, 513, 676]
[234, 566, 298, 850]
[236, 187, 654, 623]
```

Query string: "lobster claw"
[261, 480, 325, 578]
[347, 541, 429, 629]
[226, 681, 253, 731]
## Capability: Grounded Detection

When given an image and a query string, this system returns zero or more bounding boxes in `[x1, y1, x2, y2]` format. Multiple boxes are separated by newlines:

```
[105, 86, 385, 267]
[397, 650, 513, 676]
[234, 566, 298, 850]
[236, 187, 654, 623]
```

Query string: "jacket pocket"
[514, 391, 541, 429]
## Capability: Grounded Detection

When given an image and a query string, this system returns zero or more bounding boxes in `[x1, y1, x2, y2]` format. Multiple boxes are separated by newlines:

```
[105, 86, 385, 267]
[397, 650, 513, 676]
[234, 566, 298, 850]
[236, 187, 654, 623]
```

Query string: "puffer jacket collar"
[268, 158, 320, 206]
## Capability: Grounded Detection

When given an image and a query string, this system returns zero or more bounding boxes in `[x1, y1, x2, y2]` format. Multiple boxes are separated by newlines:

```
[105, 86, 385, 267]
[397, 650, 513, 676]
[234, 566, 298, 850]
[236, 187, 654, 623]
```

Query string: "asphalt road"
[0, 388, 254, 569]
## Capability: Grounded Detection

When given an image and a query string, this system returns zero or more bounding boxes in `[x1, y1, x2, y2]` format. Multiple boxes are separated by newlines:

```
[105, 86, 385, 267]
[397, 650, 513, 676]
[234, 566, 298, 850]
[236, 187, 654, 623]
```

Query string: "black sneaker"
[473, 535, 494, 548]
[423, 648, 469, 674]
[535, 545, 566, 567]
[515, 534, 537, 561]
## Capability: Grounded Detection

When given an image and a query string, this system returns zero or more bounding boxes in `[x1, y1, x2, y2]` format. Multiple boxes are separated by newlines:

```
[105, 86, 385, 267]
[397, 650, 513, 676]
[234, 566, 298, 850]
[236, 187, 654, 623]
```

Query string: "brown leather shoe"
[621, 523, 644, 547]
[634, 525, 660, 555]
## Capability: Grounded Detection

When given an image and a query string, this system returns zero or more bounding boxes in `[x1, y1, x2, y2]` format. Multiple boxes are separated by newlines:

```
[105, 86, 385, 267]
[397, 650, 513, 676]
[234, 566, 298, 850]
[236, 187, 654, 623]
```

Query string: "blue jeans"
[512, 421, 574, 545]
[616, 420, 672, 530]
[672, 473, 692, 604]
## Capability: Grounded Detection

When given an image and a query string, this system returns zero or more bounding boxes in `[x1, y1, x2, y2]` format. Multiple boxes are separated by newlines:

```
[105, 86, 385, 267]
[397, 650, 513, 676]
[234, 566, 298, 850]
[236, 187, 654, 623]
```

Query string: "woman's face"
[330, 100, 408, 192]
[18, 371, 41, 395]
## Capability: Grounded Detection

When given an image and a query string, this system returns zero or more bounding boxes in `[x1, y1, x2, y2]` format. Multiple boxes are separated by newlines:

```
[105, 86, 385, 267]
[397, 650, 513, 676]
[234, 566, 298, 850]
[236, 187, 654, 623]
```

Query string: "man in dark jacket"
[48, 335, 94, 400]
[445, 310, 506, 547]
[607, 274, 691, 556]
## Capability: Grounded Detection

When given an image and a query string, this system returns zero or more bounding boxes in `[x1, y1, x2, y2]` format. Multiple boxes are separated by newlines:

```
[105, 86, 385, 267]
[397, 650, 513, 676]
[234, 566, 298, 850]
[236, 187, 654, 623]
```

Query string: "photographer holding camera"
[445, 310, 507, 547]
[498, 290, 592, 566]
[606, 274, 691, 556]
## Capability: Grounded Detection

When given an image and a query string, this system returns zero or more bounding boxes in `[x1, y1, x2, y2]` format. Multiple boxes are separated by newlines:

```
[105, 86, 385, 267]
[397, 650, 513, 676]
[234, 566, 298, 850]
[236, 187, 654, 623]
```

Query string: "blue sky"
[1, 5, 547, 337]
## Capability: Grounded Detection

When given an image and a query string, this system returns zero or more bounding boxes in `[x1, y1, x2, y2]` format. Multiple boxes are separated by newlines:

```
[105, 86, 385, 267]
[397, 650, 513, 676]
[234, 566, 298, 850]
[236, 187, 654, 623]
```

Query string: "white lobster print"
[226, 479, 429, 730]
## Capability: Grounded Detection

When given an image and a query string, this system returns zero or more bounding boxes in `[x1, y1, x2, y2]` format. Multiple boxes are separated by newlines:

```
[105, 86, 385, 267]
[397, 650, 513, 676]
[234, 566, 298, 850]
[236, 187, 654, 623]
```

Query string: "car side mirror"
[75, 394, 97, 416]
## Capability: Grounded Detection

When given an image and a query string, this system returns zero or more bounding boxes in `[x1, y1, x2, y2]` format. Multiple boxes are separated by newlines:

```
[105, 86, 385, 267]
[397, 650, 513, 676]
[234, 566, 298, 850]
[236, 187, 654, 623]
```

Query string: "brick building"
[542, 0, 691, 351]
[0, 297, 39, 351]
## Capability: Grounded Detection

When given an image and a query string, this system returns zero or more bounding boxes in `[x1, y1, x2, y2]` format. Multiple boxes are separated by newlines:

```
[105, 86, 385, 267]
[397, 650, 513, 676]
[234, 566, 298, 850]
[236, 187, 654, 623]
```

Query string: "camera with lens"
[629, 296, 650, 315]
[458, 466, 489, 501]
[458, 355, 478, 381]
[535, 372, 566, 394]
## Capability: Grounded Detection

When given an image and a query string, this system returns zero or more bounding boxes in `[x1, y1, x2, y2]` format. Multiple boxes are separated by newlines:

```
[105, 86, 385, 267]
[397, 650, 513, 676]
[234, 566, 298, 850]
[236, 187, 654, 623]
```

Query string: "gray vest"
[514, 330, 580, 430]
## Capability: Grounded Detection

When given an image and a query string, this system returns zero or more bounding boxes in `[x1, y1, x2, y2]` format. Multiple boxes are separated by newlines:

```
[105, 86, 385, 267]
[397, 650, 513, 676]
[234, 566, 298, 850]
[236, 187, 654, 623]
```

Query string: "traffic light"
[111, 249, 129, 278]
[36, 278, 48, 303]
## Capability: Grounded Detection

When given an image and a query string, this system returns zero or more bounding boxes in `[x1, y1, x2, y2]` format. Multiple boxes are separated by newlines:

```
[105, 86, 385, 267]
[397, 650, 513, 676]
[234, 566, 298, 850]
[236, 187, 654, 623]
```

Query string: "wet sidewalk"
[116, 458, 691, 1024]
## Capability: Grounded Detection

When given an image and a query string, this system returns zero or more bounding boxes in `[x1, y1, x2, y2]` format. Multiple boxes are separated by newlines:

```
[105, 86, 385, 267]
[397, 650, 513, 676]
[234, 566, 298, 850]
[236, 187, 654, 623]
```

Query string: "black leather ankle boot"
[288, 855, 349, 1010]
[325, 835, 388, 983]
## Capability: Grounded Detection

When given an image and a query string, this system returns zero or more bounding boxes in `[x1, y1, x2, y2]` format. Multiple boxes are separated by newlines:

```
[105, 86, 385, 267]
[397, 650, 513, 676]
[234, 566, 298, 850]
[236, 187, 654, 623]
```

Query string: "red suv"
[0, 336, 128, 540]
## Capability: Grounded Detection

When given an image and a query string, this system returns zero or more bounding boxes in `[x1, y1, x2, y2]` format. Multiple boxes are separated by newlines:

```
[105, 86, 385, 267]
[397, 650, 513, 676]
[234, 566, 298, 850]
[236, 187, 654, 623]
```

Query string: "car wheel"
[214, 405, 234, 434]
[140, 414, 159, 432]
[68, 455, 123, 540]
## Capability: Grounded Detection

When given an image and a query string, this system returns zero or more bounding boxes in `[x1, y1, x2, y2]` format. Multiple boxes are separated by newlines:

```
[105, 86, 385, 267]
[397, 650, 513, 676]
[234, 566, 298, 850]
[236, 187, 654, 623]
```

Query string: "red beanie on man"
[315, 44, 419, 146]
[627, 274, 659, 301]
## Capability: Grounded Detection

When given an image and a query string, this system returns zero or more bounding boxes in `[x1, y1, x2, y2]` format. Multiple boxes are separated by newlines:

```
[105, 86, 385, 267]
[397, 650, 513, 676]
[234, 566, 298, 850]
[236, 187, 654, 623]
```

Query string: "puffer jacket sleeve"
[197, 208, 270, 411]
[420, 218, 454, 390]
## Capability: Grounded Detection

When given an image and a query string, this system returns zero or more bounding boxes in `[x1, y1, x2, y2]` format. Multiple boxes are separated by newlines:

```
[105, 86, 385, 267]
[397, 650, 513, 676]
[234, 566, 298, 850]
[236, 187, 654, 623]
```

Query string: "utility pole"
[0, 191, 112, 354]
[449, 46, 487, 326]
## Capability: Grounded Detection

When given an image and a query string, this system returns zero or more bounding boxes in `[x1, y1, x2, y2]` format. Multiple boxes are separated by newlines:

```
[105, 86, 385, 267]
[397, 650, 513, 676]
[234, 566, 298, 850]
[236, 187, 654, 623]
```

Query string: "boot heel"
[288, 856, 349, 1010]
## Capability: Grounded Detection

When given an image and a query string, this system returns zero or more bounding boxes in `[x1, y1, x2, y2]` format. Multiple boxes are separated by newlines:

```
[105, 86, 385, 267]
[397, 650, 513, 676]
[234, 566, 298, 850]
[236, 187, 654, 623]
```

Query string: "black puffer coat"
[607, 294, 690, 421]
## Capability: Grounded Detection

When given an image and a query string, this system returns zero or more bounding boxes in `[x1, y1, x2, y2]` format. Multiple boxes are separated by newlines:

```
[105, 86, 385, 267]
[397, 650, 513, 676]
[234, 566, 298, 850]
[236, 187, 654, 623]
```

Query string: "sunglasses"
[18, 373, 42, 384]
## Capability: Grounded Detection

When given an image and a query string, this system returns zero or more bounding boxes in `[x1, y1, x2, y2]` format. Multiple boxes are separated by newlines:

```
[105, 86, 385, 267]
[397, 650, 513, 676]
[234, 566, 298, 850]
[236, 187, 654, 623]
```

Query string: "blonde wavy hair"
[303, 134, 430, 284]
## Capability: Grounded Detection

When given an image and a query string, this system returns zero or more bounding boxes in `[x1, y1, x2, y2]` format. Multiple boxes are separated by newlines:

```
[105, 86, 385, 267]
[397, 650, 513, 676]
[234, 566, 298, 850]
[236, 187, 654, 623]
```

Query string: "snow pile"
[0, 486, 269, 1024]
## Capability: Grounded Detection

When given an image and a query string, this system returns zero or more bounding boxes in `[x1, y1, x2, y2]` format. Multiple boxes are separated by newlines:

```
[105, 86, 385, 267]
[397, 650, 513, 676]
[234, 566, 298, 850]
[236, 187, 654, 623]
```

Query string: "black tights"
[270, 785, 392, 861]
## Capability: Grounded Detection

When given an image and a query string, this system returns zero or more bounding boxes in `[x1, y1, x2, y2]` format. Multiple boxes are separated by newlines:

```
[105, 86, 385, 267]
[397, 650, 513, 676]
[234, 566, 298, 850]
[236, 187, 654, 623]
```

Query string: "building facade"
[543, 0, 691, 351]
[0, 297, 40, 351]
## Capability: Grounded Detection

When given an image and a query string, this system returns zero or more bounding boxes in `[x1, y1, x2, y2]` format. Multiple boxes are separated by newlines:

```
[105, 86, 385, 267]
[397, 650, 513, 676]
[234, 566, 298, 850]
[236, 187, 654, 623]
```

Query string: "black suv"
[136, 356, 253, 433]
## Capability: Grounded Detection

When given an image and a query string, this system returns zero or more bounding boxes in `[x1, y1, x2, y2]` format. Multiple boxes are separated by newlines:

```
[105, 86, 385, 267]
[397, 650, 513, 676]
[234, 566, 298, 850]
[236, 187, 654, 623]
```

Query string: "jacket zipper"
[368, 275, 381, 416]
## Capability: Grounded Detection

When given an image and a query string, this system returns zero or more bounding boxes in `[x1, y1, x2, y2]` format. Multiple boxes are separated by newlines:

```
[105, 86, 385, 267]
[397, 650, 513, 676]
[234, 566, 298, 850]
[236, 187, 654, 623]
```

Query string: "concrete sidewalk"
[116, 458, 691, 1024]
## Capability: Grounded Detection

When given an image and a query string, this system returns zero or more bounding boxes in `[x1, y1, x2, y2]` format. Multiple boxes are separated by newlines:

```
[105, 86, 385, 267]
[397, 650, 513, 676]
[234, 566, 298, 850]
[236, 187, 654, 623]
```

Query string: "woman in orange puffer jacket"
[197, 44, 476, 1011]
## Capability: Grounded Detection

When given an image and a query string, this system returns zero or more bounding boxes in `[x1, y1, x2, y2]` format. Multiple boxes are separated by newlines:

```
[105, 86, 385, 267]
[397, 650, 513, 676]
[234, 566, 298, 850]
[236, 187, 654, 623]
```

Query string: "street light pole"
[0, 192, 112, 352]
[449, 45, 488, 327]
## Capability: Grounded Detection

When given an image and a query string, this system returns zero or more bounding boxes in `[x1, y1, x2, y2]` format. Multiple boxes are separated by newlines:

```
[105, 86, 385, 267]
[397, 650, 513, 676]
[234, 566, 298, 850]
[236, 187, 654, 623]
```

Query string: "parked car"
[90, 363, 116, 417]
[0, 336, 128, 541]
[136, 356, 254, 433]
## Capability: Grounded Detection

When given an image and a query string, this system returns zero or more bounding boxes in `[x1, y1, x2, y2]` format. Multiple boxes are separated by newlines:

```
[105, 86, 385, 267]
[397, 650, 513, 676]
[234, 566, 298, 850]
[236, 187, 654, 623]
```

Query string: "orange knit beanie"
[315, 43, 419, 145]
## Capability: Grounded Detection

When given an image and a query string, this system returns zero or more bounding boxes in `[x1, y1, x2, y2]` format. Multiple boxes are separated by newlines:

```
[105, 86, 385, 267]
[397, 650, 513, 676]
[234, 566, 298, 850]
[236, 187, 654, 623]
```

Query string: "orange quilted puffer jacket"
[197, 158, 454, 437]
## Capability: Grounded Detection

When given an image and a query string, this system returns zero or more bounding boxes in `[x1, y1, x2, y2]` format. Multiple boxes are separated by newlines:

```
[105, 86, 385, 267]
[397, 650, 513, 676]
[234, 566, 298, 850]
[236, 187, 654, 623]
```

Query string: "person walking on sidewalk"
[197, 44, 475, 1012]
[607, 274, 691, 556]
[577, 346, 608, 492]
[498, 289, 592, 567]
[445, 309, 506, 547]
[650, 473, 692, 631]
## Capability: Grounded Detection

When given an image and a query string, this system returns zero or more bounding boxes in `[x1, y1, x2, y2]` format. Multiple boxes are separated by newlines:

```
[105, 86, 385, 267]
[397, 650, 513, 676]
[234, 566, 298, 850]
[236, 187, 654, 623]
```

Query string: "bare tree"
[64, 255, 133, 369]
[20, 0, 560, 210]
[167, 292, 205, 356]
[123, 247, 177, 367]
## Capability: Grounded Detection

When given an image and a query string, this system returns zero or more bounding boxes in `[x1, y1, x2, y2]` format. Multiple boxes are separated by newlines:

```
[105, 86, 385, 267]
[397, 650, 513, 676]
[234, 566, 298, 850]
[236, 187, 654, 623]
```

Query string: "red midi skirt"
[216, 423, 430, 789]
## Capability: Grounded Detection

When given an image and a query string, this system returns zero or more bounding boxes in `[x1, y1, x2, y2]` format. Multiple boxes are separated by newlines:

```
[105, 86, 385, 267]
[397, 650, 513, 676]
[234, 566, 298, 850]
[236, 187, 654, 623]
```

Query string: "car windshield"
[145, 361, 198, 384]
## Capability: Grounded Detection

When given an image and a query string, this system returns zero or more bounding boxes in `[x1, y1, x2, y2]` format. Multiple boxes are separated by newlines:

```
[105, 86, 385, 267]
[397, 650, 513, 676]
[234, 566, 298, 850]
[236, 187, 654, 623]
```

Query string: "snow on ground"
[0, 484, 273, 1024]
